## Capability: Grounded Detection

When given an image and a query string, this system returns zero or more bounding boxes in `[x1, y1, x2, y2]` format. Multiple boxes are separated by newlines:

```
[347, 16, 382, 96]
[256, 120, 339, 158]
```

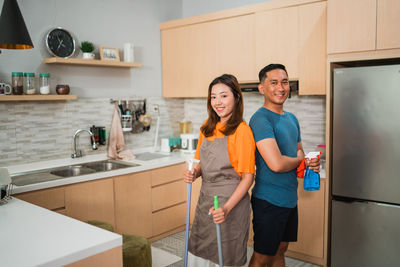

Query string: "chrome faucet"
[71, 129, 98, 158]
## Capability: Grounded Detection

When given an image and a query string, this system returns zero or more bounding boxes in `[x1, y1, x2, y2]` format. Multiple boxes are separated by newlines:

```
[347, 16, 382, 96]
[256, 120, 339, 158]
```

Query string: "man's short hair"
[258, 64, 288, 83]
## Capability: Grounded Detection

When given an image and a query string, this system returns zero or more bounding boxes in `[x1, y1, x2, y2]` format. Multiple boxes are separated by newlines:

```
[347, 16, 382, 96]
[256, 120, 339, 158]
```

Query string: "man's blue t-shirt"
[249, 107, 301, 208]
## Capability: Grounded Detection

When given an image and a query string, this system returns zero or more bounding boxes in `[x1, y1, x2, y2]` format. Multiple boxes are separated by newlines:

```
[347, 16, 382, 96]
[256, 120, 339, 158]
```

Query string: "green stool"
[87, 220, 152, 267]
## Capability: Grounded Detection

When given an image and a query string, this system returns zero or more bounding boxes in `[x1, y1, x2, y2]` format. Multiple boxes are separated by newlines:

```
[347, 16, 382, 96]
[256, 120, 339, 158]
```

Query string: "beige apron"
[188, 136, 250, 266]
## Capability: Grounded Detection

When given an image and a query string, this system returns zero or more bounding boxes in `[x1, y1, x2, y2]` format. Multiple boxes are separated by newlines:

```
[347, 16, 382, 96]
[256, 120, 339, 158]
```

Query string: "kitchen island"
[0, 198, 122, 267]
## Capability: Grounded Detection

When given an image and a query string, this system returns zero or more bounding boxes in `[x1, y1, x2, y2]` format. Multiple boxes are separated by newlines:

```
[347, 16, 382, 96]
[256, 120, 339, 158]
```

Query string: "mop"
[184, 158, 195, 267]
[214, 195, 224, 267]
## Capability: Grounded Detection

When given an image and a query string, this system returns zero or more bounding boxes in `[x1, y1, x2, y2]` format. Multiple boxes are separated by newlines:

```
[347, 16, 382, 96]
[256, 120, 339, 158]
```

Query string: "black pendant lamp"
[0, 0, 34, 50]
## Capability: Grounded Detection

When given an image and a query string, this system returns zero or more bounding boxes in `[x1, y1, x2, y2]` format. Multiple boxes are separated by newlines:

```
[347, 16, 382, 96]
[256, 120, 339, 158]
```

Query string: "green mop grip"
[214, 195, 223, 266]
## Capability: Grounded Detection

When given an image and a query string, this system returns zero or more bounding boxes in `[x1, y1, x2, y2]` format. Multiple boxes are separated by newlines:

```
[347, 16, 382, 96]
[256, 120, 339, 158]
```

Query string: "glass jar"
[39, 73, 50, 95]
[24, 72, 36, 95]
[11, 72, 24, 95]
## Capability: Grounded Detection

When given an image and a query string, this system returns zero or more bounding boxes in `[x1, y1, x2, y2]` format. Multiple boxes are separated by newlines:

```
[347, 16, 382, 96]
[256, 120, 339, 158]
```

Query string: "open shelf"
[44, 57, 142, 68]
[0, 95, 78, 102]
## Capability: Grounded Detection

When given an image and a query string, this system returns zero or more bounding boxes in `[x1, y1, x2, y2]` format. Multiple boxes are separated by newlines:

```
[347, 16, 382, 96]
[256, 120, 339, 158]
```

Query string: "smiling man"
[248, 64, 319, 267]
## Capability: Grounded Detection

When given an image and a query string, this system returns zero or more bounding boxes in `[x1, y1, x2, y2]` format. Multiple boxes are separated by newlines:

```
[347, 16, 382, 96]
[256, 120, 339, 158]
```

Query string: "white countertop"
[0, 198, 122, 267]
[7, 149, 193, 194]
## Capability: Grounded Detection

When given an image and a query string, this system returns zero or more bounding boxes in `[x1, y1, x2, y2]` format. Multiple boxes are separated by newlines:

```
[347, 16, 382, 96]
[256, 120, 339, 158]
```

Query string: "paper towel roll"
[124, 43, 134, 62]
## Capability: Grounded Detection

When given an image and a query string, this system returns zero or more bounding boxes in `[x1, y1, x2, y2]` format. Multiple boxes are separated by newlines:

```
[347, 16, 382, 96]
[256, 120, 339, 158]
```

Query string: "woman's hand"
[306, 158, 320, 173]
[182, 169, 196, 183]
[209, 206, 228, 224]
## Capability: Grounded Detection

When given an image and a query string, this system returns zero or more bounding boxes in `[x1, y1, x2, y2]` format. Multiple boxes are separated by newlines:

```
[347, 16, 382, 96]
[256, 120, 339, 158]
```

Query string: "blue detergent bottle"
[303, 152, 321, 191]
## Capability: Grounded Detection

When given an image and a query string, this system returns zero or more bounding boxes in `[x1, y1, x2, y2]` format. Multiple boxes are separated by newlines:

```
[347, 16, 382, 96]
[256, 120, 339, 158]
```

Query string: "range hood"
[239, 80, 299, 98]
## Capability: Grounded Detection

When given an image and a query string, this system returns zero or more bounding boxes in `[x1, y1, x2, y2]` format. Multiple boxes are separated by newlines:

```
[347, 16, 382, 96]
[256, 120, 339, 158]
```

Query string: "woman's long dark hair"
[201, 74, 244, 137]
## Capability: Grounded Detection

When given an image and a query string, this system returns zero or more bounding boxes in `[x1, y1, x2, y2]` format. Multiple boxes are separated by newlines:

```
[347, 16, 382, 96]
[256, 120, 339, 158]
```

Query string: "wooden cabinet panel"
[15, 187, 65, 210]
[288, 179, 325, 258]
[255, 7, 299, 79]
[65, 178, 115, 228]
[153, 202, 186, 236]
[114, 171, 152, 238]
[327, 0, 376, 54]
[151, 163, 186, 186]
[377, 0, 400, 49]
[217, 15, 257, 82]
[162, 22, 218, 98]
[152, 180, 186, 211]
[298, 2, 326, 95]
[66, 246, 122, 267]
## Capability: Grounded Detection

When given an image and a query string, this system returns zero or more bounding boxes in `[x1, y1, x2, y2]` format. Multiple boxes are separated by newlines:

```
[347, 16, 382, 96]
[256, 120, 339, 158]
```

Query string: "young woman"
[183, 74, 255, 266]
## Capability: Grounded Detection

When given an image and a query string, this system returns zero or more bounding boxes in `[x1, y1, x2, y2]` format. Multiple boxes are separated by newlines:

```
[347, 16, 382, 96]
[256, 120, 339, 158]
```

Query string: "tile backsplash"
[0, 93, 325, 166]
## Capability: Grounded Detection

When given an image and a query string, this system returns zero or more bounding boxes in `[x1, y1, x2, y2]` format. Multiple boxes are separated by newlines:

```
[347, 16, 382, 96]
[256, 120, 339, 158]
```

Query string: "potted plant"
[80, 41, 95, 59]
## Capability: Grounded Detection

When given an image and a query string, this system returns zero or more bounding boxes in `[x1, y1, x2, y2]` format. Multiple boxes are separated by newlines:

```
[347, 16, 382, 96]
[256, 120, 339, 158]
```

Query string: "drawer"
[15, 187, 65, 210]
[152, 180, 186, 211]
[151, 163, 186, 187]
[152, 202, 186, 236]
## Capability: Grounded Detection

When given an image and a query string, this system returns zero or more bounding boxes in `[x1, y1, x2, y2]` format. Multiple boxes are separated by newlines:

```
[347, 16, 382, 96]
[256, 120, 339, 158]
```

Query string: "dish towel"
[107, 105, 135, 160]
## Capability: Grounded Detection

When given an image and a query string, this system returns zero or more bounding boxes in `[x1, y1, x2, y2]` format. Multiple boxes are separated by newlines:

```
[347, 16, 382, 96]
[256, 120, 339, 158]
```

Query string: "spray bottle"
[303, 151, 321, 191]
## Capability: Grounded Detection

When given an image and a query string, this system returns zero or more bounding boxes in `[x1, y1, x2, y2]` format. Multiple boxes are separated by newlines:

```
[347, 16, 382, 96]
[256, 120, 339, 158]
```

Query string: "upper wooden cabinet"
[377, 0, 400, 50]
[298, 1, 327, 95]
[161, 21, 218, 98]
[255, 7, 299, 80]
[217, 15, 257, 82]
[161, 15, 256, 97]
[327, 0, 376, 54]
[255, 2, 326, 95]
[161, 1, 327, 97]
[328, 0, 400, 54]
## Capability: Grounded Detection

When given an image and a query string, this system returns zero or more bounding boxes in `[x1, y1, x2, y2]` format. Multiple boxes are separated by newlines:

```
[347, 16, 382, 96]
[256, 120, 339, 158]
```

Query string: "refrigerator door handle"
[332, 196, 367, 203]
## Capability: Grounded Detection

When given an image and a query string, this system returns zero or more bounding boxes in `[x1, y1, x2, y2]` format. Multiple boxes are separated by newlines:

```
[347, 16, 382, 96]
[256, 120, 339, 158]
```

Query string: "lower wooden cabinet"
[114, 171, 152, 238]
[287, 178, 326, 264]
[15, 186, 66, 213]
[15, 162, 201, 241]
[65, 178, 116, 228]
[152, 202, 186, 236]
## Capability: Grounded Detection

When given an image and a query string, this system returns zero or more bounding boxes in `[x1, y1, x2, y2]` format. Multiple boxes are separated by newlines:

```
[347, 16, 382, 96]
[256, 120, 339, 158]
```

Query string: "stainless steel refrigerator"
[331, 64, 400, 267]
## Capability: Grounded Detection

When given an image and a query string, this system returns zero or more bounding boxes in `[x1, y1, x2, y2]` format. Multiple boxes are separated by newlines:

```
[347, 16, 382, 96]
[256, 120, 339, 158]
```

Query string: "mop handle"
[184, 159, 194, 267]
[214, 195, 224, 267]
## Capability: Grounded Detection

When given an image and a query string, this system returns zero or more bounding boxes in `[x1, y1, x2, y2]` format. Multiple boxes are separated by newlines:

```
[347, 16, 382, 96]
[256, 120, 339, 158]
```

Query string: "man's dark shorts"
[251, 196, 298, 256]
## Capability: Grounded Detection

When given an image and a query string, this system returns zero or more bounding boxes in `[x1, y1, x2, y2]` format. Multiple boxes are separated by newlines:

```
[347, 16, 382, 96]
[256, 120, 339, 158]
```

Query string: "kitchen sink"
[50, 165, 96, 178]
[82, 160, 140, 172]
[11, 160, 141, 186]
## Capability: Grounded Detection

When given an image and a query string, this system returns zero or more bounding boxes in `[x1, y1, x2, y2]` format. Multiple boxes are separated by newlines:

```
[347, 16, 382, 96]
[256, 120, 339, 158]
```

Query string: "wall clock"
[45, 27, 76, 58]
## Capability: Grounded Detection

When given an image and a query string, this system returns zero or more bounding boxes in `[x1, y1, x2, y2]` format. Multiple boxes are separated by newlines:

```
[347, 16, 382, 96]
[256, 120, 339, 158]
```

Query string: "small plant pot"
[82, 52, 95, 59]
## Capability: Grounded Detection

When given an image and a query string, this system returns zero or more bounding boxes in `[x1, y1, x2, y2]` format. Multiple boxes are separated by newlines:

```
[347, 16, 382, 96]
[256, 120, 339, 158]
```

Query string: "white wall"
[182, 0, 271, 17]
[0, 0, 181, 97]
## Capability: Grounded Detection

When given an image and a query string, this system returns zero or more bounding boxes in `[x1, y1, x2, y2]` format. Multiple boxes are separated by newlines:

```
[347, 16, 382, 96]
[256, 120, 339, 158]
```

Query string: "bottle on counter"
[39, 73, 50, 95]
[24, 72, 36, 95]
[11, 72, 24, 95]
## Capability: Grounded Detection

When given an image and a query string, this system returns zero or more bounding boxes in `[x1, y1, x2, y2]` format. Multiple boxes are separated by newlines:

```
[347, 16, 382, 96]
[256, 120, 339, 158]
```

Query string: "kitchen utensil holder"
[121, 114, 132, 132]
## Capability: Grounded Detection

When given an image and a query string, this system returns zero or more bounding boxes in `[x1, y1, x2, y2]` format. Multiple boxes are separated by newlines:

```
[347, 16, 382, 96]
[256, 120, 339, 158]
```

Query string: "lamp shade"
[0, 0, 33, 49]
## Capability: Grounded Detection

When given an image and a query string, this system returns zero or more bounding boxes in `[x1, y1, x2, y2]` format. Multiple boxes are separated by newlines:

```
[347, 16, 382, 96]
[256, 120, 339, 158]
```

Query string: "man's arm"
[256, 139, 304, 173]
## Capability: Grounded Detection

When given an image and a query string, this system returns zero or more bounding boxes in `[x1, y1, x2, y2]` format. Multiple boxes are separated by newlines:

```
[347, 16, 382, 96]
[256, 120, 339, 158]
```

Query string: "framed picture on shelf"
[99, 46, 120, 61]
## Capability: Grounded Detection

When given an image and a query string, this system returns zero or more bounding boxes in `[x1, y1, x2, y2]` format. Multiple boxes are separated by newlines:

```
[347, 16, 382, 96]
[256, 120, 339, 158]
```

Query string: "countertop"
[7, 149, 192, 194]
[5, 148, 324, 195]
[0, 198, 122, 267]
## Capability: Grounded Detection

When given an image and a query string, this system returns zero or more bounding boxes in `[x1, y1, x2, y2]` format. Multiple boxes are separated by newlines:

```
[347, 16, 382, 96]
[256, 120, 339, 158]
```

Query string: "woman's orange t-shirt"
[194, 121, 255, 177]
